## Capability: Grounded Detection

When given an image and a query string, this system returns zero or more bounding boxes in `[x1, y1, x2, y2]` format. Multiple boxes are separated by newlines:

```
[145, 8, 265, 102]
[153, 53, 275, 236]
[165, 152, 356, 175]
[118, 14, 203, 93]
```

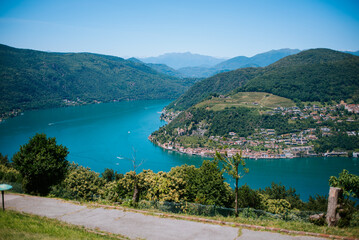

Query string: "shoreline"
[149, 135, 352, 159]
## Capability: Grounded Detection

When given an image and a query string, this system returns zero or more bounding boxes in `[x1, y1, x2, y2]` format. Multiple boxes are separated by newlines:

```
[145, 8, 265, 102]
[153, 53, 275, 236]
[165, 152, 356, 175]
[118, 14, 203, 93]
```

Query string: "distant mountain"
[127, 57, 183, 78]
[344, 50, 359, 56]
[168, 48, 359, 111]
[176, 66, 221, 79]
[176, 49, 300, 78]
[0, 44, 187, 114]
[140, 52, 226, 69]
[216, 48, 300, 70]
[145, 63, 183, 78]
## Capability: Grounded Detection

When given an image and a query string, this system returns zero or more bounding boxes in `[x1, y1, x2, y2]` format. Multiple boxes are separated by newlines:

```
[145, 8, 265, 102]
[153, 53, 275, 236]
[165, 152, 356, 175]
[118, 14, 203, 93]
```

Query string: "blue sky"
[0, 0, 358, 58]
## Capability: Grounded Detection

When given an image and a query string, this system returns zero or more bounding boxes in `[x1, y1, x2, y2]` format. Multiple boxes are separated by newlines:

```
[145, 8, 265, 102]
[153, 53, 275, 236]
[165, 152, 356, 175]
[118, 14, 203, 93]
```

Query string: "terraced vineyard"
[195, 92, 295, 111]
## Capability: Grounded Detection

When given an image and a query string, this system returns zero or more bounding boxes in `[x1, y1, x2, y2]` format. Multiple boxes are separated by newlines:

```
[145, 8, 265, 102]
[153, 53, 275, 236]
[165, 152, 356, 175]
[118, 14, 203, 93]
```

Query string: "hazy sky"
[0, 0, 358, 58]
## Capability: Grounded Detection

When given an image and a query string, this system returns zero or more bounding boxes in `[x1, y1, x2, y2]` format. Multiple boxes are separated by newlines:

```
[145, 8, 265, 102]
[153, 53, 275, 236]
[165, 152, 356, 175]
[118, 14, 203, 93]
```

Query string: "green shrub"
[12, 133, 69, 195]
[237, 184, 261, 209]
[0, 164, 22, 183]
[63, 164, 105, 201]
[303, 194, 328, 212]
[259, 194, 292, 214]
[50, 164, 105, 201]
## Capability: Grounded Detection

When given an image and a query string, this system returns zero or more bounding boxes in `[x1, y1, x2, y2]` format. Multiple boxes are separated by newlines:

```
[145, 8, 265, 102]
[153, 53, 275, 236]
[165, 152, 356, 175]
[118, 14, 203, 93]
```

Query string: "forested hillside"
[0, 44, 187, 114]
[243, 49, 359, 102]
[166, 67, 263, 111]
[168, 48, 359, 111]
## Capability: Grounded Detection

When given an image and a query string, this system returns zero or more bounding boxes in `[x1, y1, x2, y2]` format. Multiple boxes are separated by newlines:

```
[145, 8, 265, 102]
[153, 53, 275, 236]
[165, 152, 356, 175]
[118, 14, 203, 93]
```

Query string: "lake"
[0, 100, 358, 200]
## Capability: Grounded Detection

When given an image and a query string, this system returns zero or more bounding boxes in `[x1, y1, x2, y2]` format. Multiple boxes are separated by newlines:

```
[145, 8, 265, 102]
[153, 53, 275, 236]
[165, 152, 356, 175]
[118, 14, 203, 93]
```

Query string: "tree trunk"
[132, 175, 139, 203]
[235, 177, 238, 217]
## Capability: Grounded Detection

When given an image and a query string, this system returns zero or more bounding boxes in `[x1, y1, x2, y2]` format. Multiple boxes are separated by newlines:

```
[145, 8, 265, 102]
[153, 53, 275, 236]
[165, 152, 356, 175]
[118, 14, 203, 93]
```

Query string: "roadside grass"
[195, 92, 295, 111]
[0, 210, 127, 240]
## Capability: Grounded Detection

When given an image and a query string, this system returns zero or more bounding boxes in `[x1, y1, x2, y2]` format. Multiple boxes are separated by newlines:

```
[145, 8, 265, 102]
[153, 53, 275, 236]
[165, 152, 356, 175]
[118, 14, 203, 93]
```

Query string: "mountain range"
[140, 52, 226, 69]
[140, 49, 301, 78]
[0, 44, 188, 115]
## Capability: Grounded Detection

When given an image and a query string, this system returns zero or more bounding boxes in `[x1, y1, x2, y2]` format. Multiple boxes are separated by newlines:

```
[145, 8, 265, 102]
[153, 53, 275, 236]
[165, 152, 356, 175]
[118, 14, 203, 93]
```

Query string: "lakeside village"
[150, 101, 359, 159]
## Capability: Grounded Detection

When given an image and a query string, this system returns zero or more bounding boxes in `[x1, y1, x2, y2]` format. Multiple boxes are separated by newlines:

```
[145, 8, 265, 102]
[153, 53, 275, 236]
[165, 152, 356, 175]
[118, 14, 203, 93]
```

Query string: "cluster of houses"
[150, 136, 317, 159]
[272, 102, 358, 124]
[211, 128, 318, 148]
[152, 101, 359, 159]
[0, 109, 22, 122]
[62, 98, 100, 106]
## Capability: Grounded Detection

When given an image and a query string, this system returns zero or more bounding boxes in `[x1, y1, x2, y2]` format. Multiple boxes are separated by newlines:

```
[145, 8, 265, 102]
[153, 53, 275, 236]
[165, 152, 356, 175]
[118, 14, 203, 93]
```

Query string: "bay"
[0, 99, 358, 200]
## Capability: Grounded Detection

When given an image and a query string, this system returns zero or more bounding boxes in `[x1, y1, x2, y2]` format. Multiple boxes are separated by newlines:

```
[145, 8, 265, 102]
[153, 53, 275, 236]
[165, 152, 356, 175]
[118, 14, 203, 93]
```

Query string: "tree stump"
[326, 187, 342, 227]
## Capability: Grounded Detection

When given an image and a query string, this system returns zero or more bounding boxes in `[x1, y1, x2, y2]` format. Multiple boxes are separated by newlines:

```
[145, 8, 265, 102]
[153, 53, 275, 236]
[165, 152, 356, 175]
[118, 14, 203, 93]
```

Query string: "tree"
[329, 169, 359, 199]
[328, 170, 359, 227]
[12, 133, 69, 195]
[0, 153, 10, 166]
[169, 161, 233, 207]
[101, 168, 123, 182]
[215, 151, 248, 216]
[118, 149, 144, 203]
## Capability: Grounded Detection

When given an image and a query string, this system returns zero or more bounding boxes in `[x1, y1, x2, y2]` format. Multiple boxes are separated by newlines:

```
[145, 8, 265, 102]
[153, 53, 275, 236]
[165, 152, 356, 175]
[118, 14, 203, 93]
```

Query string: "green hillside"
[243, 48, 359, 102]
[167, 48, 359, 112]
[166, 67, 263, 111]
[0, 44, 187, 114]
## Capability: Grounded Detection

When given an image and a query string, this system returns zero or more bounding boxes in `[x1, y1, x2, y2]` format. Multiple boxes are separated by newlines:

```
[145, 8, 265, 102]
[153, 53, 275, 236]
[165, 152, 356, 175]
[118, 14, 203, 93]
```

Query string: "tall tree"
[12, 133, 69, 195]
[215, 151, 248, 216]
[118, 149, 144, 203]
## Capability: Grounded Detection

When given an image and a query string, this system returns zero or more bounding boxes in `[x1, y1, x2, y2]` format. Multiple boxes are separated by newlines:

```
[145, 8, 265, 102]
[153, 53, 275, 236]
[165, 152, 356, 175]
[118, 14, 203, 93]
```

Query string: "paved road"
[4, 194, 326, 240]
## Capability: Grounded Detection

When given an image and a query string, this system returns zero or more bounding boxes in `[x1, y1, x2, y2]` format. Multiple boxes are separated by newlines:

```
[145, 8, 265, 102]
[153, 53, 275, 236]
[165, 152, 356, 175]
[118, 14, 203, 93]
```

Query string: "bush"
[0, 164, 22, 183]
[237, 184, 261, 209]
[259, 182, 303, 210]
[101, 168, 123, 182]
[259, 194, 292, 214]
[12, 133, 69, 195]
[62, 164, 106, 201]
[303, 194, 328, 212]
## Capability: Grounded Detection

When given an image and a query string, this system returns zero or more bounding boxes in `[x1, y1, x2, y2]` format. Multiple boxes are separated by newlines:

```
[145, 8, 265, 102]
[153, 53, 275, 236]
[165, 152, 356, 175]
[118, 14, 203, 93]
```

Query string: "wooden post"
[326, 187, 342, 227]
[2, 191, 4, 211]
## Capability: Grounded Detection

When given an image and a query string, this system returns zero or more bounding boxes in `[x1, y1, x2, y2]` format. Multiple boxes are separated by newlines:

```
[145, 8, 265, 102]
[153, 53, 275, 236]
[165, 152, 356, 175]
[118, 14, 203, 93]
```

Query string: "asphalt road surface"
[4, 194, 326, 240]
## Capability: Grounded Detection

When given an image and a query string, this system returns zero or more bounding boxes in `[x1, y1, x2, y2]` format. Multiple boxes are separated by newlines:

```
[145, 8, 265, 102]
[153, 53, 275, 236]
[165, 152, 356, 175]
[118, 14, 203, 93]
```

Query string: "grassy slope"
[0, 210, 126, 240]
[167, 67, 262, 111]
[195, 92, 295, 111]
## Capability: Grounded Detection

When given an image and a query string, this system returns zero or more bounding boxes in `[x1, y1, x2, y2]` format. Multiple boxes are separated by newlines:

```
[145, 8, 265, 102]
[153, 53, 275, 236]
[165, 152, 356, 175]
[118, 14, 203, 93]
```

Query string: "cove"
[0, 99, 358, 200]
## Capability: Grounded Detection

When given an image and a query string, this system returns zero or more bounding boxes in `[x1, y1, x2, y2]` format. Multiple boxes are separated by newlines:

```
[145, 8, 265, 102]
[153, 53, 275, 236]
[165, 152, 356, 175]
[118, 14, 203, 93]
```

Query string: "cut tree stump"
[326, 187, 342, 227]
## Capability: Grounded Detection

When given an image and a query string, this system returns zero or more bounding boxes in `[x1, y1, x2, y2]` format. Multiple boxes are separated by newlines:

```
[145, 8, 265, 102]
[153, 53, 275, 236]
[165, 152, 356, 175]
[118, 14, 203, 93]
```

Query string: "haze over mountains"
[139, 49, 301, 78]
[140, 52, 226, 69]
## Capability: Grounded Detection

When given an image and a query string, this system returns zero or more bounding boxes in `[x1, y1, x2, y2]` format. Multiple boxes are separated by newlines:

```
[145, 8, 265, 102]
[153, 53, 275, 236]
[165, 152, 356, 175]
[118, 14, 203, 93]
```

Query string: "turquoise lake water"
[0, 99, 358, 200]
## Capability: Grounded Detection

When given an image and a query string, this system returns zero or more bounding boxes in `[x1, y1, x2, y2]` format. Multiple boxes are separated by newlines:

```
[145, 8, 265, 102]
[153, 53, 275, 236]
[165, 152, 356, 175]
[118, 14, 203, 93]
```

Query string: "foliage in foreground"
[330, 169, 359, 199]
[0, 210, 124, 240]
[12, 133, 69, 196]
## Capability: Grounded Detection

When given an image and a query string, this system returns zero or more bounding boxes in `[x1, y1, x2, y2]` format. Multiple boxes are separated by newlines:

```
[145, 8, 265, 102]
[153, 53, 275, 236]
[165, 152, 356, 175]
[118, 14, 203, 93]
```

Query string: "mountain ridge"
[0, 44, 187, 115]
[140, 52, 226, 69]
